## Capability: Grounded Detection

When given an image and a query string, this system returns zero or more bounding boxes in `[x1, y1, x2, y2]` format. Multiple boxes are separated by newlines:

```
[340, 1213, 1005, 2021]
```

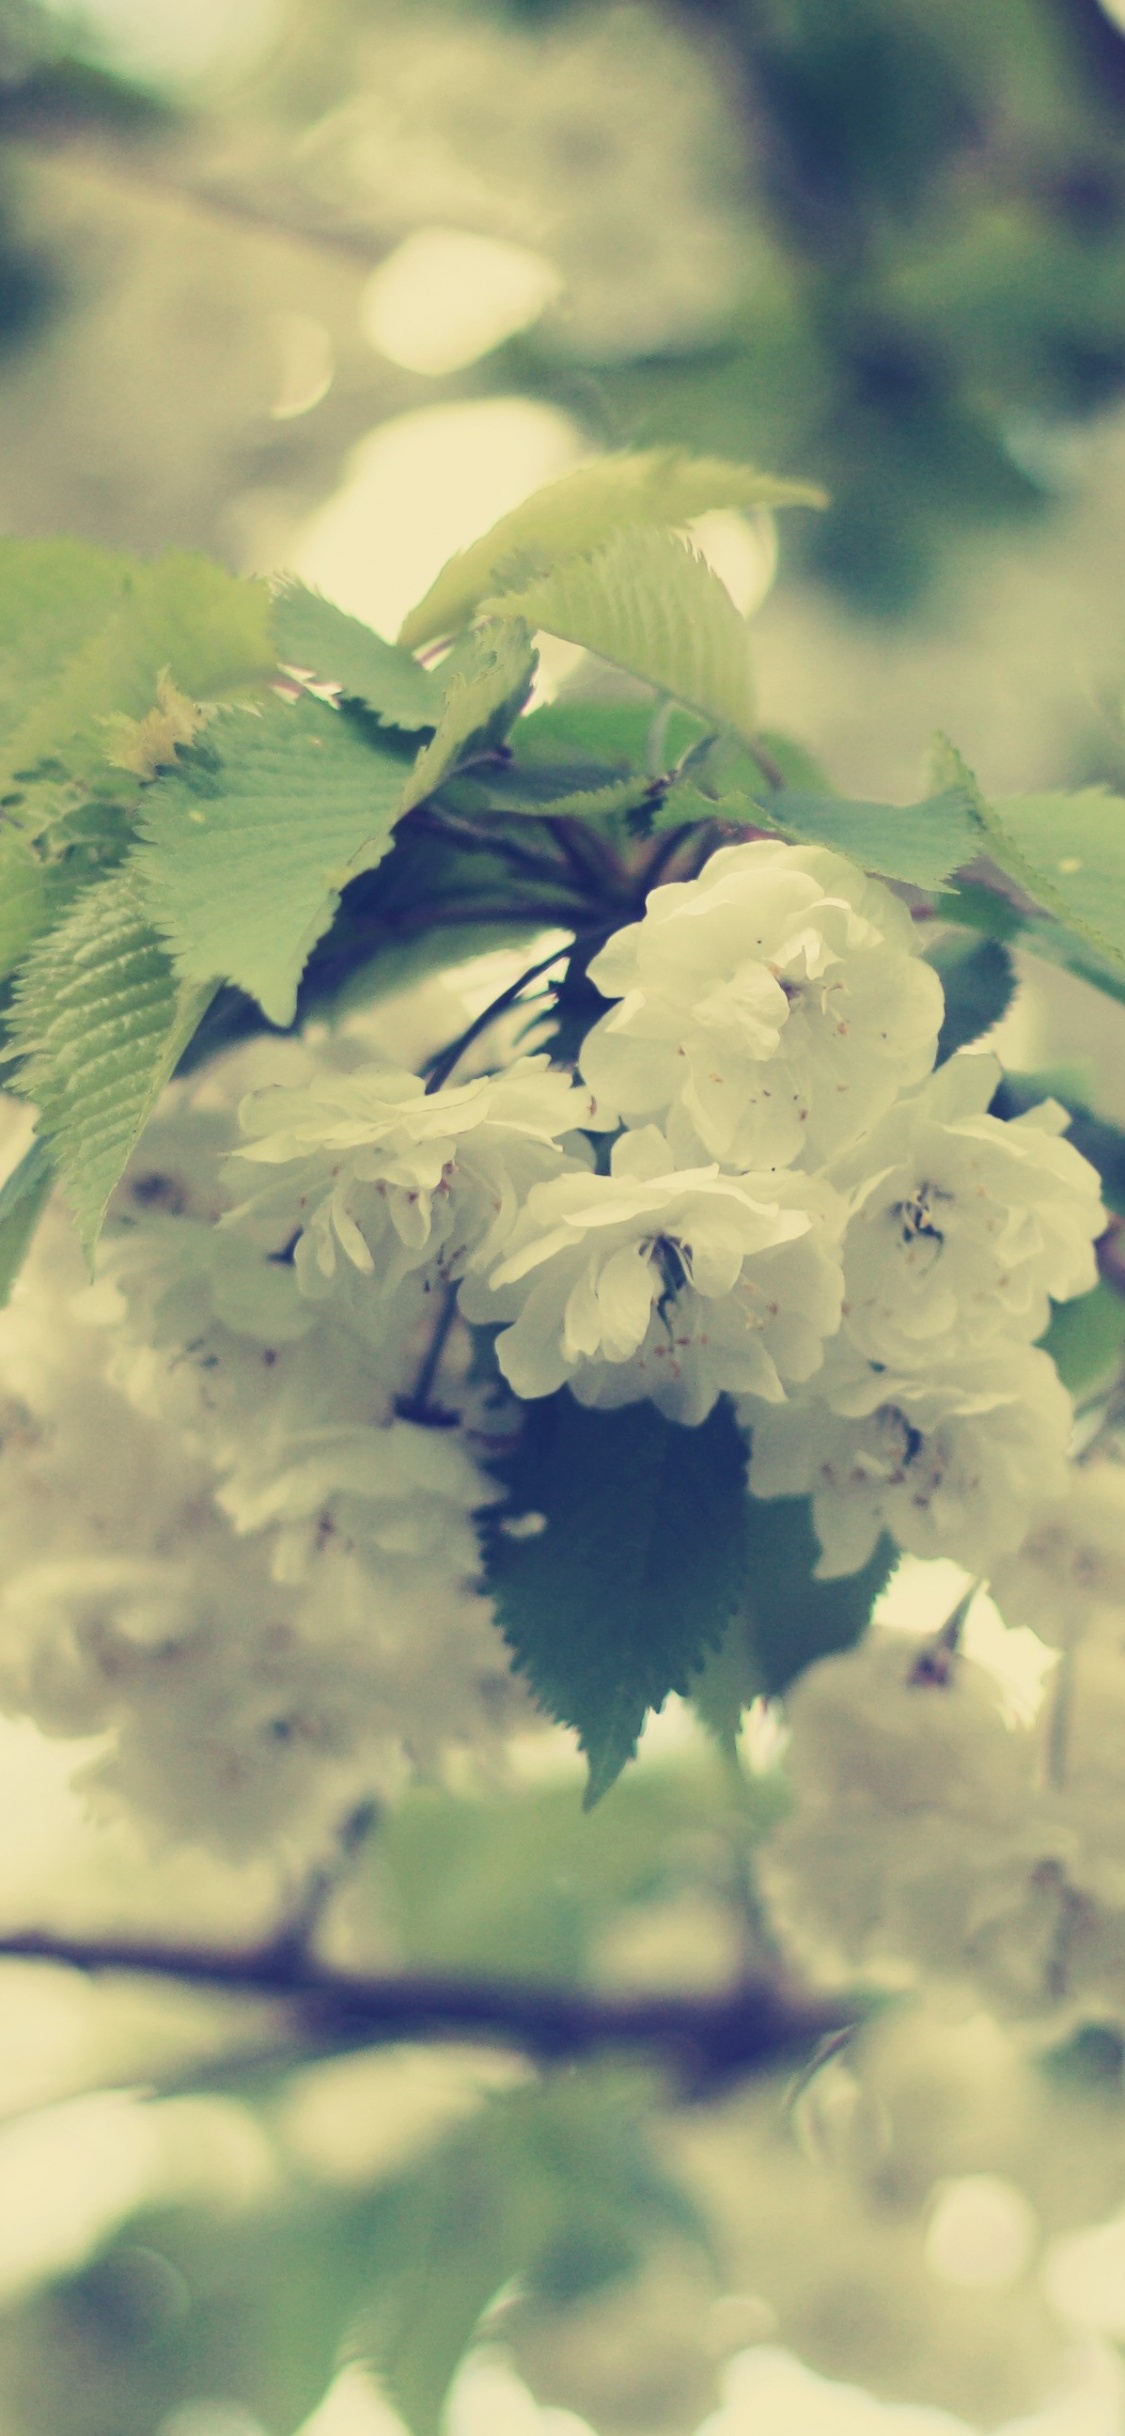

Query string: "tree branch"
[0, 1927, 856, 2089]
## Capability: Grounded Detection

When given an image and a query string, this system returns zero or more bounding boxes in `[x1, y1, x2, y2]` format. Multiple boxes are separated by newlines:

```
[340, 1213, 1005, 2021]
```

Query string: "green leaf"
[748, 1497, 895, 1697]
[483, 1394, 750, 1805]
[761, 783, 981, 887]
[1042, 1282, 1125, 1403]
[397, 619, 537, 816]
[690, 1498, 895, 1752]
[272, 580, 443, 730]
[930, 932, 1016, 1061]
[136, 693, 413, 1027]
[365, 2107, 554, 2436]
[985, 787, 1125, 976]
[366, 2078, 695, 2436]
[398, 447, 827, 647]
[753, 729, 833, 793]
[378, 1761, 780, 1988]
[0, 542, 273, 787]
[0, 833, 47, 980]
[8, 867, 212, 1254]
[0, 1137, 52, 1305]
[487, 527, 757, 741]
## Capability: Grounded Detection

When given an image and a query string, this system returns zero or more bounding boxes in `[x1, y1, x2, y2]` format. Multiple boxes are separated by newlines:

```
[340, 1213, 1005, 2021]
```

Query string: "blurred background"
[4, 2, 1125, 2430]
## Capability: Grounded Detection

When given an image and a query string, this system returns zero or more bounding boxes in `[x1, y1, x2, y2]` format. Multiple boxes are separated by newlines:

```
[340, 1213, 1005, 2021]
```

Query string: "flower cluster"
[0, 834, 1106, 1855]
[0, 1047, 541, 1854]
[755, 1469, 1125, 2032]
[220, 839, 1102, 1580]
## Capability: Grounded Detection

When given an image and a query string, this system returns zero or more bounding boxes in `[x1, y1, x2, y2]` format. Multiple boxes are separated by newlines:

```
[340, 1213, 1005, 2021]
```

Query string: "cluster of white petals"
[461, 1125, 844, 1423]
[218, 843, 1103, 1581]
[833, 1053, 1103, 1369]
[230, 1056, 603, 1320]
[0, 1051, 538, 1854]
[746, 1343, 1073, 1578]
[0, 831, 1108, 1854]
[578, 839, 943, 1169]
[755, 1497, 1125, 2031]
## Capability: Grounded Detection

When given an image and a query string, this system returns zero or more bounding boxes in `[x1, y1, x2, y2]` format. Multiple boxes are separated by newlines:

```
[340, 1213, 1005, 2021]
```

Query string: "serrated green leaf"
[398, 448, 827, 647]
[0, 536, 133, 764]
[0, 543, 273, 787]
[398, 618, 537, 816]
[762, 783, 981, 887]
[486, 527, 757, 742]
[0, 1137, 52, 1305]
[0, 833, 47, 980]
[483, 1394, 750, 1805]
[272, 580, 443, 730]
[987, 788, 1125, 976]
[930, 932, 1015, 1061]
[137, 693, 413, 1027]
[8, 868, 212, 1254]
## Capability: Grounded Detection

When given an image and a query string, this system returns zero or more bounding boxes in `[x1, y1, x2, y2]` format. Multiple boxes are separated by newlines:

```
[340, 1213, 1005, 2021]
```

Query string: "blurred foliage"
[486, 0, 1125, 608]
[373, 1753, 786, 1984]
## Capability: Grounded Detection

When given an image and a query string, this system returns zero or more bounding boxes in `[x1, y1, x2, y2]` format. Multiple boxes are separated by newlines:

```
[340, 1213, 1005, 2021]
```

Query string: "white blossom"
[990, 1460, 1125, 1652]
[461, 1125, 844, 1424]
[578, 840, 943, 1170]
[834, 1054, 1104, 1368]
[0, 1096, 539, 1853]
[745, 1344, 1073, 1577]
[229, 1056, 604, 1311]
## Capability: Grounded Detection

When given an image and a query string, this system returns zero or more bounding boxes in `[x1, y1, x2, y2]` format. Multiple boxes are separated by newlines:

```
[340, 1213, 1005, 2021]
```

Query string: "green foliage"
[930, 932, 1017, 1060]
[1042, 1281, 1125, 1403]
[398, 448, 826, 647]
[0, 1137, 52, 1305]
[17, 2179, 396, 2436]
[365, 2076, 697, 2436]
[692, 1501, 897, 1755]
[0, 833, 47, 979]
[272, 581, 444, 731]
[398, 618, 537, 815]
[377, 1761, 783, 1988]
[0, 540, 273, 789]
[761, 783, 981, 887]
[7, 869, 211, 1255]
[930, 738, 1125, 986]
[485, 527, 758, 740]
[985, 789, 1125, 978]
[137, 692, 414, 1027]
[664, 731, 981, 882]
[483, 1394, 751, 1805]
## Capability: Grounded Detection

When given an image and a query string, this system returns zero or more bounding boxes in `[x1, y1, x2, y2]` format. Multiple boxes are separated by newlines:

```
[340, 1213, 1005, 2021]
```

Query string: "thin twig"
[395, 1282, 461, 1424]
[424, 937, 595, 1094]
[746, 737, 787, 794]
[0, 1927, 856, 2087]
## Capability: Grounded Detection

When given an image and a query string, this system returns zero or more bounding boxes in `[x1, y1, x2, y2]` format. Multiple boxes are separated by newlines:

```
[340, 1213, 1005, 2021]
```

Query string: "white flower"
[230, 1056, 604, 1307]
[745, 1344, 1073, 1577]
[578, 840, 943, 1170]
[696, 2337, 1125, 2436]
[461, 1125, 844, 1424]
[989, 1460, 1125, 1651]
[835, 1054, 1104, 1367]
[217, 1414, 500, 1589]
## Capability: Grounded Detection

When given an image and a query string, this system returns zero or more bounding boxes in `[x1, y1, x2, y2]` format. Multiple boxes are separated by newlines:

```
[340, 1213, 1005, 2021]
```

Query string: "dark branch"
[424, 936, 594, 1094]
[0, 1928, 856, 2090]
